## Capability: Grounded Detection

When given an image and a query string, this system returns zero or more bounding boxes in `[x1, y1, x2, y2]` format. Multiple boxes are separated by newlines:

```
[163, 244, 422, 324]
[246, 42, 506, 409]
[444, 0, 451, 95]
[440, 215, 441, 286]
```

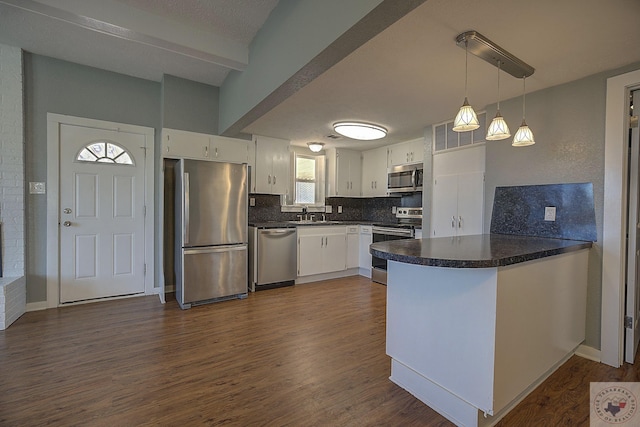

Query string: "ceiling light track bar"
[455, 31, 534, 78]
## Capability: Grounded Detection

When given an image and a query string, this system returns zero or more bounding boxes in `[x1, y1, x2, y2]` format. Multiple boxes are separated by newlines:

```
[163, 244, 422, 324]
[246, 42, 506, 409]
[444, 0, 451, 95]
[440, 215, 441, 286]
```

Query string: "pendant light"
[512, 76, 535, 146]
[452, 40, 479, 132]
[486, 60, 510, 141]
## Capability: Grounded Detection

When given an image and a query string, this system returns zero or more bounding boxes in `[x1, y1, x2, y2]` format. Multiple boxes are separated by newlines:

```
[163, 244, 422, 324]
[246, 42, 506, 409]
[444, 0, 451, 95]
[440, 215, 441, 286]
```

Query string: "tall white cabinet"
[253, 135, 290, 195]
[326, 148, 361, 196]
[431, 144, 485, 238]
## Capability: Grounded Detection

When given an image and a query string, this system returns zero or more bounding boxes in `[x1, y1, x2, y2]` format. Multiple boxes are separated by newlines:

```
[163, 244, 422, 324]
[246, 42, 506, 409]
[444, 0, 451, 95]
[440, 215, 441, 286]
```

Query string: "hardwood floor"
[0, 276, 638, 426]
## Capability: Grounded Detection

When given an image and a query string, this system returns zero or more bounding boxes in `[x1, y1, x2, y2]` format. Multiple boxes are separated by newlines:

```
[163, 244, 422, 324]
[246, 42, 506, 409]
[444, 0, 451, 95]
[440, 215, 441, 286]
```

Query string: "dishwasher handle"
[259, 228, 296, 236]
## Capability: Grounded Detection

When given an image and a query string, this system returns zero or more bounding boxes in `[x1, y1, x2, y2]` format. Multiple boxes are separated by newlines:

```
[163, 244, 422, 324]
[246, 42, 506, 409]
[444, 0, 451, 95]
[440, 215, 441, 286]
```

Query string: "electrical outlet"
[249, 197, 256, 207]
[325, 205, 332, 213]
[392, 206, 397, 214]
[338, 206, 343, 214]
[544, 206, 556, 221]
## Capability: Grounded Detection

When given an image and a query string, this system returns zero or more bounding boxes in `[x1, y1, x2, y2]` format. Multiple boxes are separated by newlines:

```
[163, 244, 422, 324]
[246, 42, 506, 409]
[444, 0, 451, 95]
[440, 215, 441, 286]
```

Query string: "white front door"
[58, 123, 146, 303]
[625, 89, 640, 363]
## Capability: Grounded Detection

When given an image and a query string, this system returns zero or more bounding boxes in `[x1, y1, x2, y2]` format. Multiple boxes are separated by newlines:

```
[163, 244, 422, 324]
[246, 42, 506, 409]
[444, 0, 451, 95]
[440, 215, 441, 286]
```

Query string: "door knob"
[63, 221, 71, 227]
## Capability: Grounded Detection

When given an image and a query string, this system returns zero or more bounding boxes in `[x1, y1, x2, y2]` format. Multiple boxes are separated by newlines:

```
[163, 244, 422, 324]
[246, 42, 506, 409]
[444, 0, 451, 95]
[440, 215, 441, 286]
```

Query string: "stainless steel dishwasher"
[248, 226, 297, 291]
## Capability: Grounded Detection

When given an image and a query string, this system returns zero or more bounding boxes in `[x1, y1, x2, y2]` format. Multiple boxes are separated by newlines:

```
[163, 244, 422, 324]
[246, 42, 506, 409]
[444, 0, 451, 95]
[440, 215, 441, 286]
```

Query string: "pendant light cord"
[464, 40, 469, 98]
[496, 60, 501, 111]
[522, 76, 527, 119]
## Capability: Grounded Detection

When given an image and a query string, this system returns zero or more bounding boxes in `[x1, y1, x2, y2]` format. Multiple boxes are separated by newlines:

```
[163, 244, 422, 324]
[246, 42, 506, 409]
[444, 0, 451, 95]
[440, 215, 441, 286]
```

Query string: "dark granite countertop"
[369, 233, 592, 268]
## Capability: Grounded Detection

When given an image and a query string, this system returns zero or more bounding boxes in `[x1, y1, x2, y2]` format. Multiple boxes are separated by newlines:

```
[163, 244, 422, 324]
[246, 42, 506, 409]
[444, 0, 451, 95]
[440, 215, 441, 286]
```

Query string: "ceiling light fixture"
[333, 122, 387, 140]
[452, 39, 479, 132]
[307, 142, 325, 152]
[512, 76, 535, 147]
[486, 60, 511, 141]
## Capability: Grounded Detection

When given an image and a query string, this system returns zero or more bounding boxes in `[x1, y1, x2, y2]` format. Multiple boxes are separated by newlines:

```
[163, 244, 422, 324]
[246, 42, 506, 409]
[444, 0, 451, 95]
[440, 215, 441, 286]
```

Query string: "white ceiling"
[1, 0, 640, 151]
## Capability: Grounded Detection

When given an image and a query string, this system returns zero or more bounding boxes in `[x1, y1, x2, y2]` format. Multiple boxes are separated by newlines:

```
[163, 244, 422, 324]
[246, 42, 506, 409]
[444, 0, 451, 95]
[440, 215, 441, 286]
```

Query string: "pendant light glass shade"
[512, 76, 535, 147]
[486, 60, 511, 141]
[453, 41, 479, 132]
[512, 120, 535, 146]
[307, 142, 324, 152]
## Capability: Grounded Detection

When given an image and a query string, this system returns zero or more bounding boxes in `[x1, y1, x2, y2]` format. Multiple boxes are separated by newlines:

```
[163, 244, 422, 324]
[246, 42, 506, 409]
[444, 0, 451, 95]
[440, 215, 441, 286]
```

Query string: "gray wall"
[484, 62, 640, 349]
[161, 74, 219, 134]
[24, 54, 161, 302]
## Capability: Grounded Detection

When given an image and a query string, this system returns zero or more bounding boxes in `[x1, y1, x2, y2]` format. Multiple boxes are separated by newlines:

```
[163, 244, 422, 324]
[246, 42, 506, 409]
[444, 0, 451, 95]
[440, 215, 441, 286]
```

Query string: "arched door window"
[76, 141, 135, 165]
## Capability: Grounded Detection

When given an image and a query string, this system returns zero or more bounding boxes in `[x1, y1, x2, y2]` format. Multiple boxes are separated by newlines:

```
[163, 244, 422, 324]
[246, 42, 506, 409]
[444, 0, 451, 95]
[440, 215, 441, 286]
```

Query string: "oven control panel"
[396, 207, 422, 219]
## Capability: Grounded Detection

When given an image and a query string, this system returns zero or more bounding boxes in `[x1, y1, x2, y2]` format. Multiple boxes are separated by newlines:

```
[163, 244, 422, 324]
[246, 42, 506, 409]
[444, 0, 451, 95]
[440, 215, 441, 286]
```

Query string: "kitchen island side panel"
[386, 261, 499, 414]
[493, 249, 589, 414]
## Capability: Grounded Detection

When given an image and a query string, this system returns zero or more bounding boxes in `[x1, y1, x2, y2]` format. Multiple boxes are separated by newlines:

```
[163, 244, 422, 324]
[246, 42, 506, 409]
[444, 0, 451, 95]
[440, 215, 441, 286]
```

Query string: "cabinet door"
[358, 226, 373, 270]
[254, 136, 272, 193]
[210, 135, 248, 164]
[372, 147, 389, 196]
[336, 149, 352, 196]
[254, 135, 290, 194]
[361, 150, 376, 197]
[431, 174, 459, 238]
[348, 150, 362, 196]
[346, 228, 359, 269]
[406, 138, 424, 164]
[298, 233, 324, 276]
[323, 231, 347, 273]
[456, 171, 484, 236]
[270, 138, 290, 195]
[162, 128, 210, 160]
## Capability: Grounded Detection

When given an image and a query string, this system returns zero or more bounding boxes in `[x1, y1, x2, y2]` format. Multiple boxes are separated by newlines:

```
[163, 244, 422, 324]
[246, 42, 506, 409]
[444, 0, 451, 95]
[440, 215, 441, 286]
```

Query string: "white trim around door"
[602, 69, 640, 367]
[46, 114, 156, 308]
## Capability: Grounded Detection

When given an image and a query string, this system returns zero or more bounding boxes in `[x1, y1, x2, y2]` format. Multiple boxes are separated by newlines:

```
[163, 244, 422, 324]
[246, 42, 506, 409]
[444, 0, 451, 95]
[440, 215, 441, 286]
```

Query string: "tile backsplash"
[249, 193, 422, 224]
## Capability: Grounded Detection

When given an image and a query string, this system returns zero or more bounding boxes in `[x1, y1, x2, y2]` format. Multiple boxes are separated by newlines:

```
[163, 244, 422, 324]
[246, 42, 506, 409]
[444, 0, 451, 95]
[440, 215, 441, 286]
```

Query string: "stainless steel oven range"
[371, 207, 422, 285]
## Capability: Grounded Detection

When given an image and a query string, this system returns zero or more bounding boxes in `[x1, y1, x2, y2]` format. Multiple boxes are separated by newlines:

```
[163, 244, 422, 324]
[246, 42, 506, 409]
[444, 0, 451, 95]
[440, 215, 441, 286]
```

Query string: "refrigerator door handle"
[184, 172, 190, 245]
[184, 244, 247, 255]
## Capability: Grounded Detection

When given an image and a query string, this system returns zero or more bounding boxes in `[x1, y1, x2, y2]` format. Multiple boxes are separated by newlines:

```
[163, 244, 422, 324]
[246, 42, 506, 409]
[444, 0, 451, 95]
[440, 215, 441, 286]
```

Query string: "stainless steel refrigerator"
[175, 159, 248, 309]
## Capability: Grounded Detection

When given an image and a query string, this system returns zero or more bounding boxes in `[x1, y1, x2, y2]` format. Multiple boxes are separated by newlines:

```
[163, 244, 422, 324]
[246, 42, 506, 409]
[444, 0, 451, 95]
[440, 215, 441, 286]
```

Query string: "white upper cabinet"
[327, 148, 361, 196]
[253, 135, 290, 195]
[388, 137, 424, 167]
[162, 128, 210, 160]
[361, 146, 388, 197]
[209, 135, 250, 164]
[162, 128, 250, 163]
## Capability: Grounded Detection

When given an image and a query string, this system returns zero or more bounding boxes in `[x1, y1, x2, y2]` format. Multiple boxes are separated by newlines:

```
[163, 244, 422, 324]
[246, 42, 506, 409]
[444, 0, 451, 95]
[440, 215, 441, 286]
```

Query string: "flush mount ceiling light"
[452, 39, 479, 132]
[333, 122, 387, 140]
[512, 76, 535, 147]
[486, 60, 511, 141]
[307, 142, 325, 152]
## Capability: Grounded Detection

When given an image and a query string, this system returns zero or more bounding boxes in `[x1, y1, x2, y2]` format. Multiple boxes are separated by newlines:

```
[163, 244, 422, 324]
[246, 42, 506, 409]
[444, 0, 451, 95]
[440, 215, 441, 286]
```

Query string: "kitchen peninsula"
[370, 234, 591, 427]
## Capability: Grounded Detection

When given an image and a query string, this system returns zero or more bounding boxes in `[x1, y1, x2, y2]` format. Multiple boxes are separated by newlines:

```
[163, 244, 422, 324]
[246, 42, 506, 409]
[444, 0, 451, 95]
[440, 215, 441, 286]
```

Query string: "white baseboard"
[296, 268, 359, 284]
[26, 301, 48, 312]
[575, 344, 601, 362]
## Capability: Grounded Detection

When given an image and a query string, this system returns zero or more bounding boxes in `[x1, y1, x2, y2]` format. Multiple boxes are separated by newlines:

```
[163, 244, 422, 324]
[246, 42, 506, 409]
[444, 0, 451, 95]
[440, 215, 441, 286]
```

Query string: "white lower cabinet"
[359, 225, 372, 277]
[297, 226, 346, 277]
[346, 225, 359, 269]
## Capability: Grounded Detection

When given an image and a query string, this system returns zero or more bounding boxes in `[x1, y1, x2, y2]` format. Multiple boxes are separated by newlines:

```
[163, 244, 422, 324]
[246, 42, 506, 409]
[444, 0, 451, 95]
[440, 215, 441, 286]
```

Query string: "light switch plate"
[544, 206, 556, 221]
[29, 182, 46, 194]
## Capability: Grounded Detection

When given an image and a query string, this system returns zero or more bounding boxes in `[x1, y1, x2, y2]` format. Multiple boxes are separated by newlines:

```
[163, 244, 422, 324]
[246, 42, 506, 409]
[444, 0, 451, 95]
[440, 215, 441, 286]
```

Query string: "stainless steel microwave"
[387, 163, 423, 194]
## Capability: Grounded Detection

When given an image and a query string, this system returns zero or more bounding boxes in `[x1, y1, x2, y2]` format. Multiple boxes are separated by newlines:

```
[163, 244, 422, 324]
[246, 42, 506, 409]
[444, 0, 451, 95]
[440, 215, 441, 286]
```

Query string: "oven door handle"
[373, 228, 414, 237]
